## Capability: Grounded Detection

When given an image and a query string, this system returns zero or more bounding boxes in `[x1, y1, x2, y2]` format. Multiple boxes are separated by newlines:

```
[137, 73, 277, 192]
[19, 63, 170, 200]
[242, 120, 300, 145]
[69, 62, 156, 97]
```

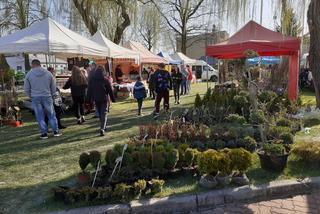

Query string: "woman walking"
[133, 76, 146, 116]
[87, 66, 115, 136]
[171, 66, 182, 104]
[63, 66, 88, 124]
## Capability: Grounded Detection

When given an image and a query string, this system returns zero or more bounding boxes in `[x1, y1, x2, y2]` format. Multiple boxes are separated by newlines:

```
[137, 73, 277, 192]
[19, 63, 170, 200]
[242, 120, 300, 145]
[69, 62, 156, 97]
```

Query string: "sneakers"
[77, 119, 81, 125]
[100, 129, 105, 136]
[40, 133, 48, 139]
[81, 116, 85, 123]
[53, 131, 62, 137]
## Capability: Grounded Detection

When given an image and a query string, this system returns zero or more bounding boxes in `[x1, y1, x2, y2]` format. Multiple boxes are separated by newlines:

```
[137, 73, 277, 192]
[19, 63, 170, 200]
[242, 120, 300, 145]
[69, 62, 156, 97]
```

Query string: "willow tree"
[307, 0, 320, 108]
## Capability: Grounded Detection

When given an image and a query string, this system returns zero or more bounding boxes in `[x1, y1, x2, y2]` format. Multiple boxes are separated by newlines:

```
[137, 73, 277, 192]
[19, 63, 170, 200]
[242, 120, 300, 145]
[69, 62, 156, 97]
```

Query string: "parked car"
[192, 60, 219, 82]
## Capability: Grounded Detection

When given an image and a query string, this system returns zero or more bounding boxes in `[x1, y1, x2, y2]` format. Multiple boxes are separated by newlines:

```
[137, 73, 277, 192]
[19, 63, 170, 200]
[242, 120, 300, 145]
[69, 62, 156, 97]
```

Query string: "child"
[133, 76, 146, 116]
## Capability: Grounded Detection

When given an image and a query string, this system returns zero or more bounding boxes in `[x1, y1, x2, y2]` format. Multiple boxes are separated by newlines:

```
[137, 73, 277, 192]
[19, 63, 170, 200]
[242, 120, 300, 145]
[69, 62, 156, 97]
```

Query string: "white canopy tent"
[0, 18, 108, 58]
[91, 31, 140, 62]
[170, 52, 197, 65]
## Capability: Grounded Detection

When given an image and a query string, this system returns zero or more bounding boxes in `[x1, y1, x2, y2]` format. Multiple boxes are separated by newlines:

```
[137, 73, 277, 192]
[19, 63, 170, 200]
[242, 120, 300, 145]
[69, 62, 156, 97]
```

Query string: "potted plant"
[257, 143, 289, 171]
[197, 149, 219, 188]
[78, 152, 91, 185]
[229, 148, 252, 185]
[149, 179, 165, 194]
[216, 152, 232, 186]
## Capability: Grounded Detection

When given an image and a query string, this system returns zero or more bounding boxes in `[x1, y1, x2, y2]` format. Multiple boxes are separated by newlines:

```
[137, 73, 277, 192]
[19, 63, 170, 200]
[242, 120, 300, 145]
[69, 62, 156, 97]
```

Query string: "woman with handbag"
[133, 76, 147, 116]
[87, 65, 115, 136]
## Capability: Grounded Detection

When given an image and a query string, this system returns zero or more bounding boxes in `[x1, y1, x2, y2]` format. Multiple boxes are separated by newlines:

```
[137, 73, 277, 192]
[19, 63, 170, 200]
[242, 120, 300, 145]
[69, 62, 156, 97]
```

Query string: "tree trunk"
[0, 54, 9, 71]
[72, 0, 98, 36]
[307, 0, 320, 108]
[113, 0, 130, 44]
[24, 53, 31, 71]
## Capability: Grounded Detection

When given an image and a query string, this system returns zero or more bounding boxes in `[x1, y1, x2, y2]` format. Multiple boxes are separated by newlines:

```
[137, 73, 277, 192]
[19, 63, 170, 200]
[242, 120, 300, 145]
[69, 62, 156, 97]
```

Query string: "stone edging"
[46, 176, 320, 214]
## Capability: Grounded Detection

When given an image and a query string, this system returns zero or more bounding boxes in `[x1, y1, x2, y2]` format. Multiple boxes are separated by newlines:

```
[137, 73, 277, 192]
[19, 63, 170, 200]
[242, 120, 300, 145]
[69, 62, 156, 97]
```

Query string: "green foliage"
[105, 149, 119, 168]
[177, 143, 189, 163]
[233, 94, 249, 107]
[216, 152, 232, 175]
[268, 126, 291, 138]
[304, 118, 320, 127]
[292, 142, 320, 163]
[113, 144, 124, 154]
[215, 140, 226, 150]
[279, 132, 294, 144]
[226, 140, 237, 148]
[166, 143, 175, 152]
[262, 144, 286, 155]
[155, 145, 165, 152]
[89, 151, 101, 168]
[225, 114, 246, 125]
[165, 149, 179, 170]
[276, 117, 293, 127]
[79, 152, 90, 171]
[152, 152, 166, 171]
[133, 179, 147, 195]
[194, 93, 202, 108]
[184, 148, 198, 167]
[197, 149, 219, 175]
[228, 148, 252, 173]
[249, 110, 266, 124]
[150, 179, 165, 194]
[258, 91, 277, 103]
[202, 88, 212, 105]
[113, 183, 132, 201]
[238, 136, 257, 152]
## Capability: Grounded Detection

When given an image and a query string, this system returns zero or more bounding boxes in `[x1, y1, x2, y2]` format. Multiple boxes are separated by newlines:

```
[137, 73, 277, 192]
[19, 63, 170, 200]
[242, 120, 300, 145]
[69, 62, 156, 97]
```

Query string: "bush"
[249, 110, 266, 124]
[152, 152, 166, 171]
[225, 114, 246, 125]
[258, 91, 277, 103]
[149, 179, 165, 194]
[89, 151, 101, 168]
[197, 149, 219, 175]
[177, 143, 189, 165]
[215, 140, 226, 150]
[133, 179, 147, 195]
[79, 152, 90, 172]
[113, 183, 132, 201]
[155, 145, 165, 152]
[226, 140, 237, 148]
[268, 126, 291, 138]
[184, 148, 198, 167]
[292, 142, 320, 163]
[195, 94, 202, 108]
[228, 148, 252, 173]
[216, 152, 231, 175]
[165, 149, 179, 170]
[276, 118, 292, 127]
[279, 132, 294, 144]
[238, 136, 257, 152]
[105, 149, 119, 168]
[233, 95, 249, 107]
[262, 143, 286, 155]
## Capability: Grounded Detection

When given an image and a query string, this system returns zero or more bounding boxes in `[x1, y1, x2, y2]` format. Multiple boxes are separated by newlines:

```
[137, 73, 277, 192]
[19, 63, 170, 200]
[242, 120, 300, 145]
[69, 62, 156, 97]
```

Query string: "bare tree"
[308, 0, 320, 108]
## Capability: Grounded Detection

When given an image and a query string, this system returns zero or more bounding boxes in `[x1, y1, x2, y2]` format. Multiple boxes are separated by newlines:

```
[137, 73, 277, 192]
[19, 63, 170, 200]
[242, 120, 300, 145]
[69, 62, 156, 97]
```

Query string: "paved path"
[194, 192, 320, 214]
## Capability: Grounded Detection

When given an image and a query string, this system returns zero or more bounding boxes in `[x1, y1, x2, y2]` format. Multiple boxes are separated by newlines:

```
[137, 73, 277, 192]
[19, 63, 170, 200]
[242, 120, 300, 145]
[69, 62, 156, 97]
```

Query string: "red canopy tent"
[206, 21, 300, 100]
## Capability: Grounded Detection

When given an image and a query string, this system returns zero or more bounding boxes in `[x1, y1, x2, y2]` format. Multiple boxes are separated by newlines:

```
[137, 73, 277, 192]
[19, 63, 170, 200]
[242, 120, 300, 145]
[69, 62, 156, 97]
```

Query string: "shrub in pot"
[225, 114, 246, 125]
[279, 132, 294, 144]
[238, 136, 257, 152]
[165, 149, 179, 170]
[105, 149, 120, 169]
[197, 149, 219, 188]
[89, 150, 101, 169]
[216, 152, 232, 186]
[257, 143, 289, 171]
[78, 152, 91, 185]
[228, 148, 252, 185]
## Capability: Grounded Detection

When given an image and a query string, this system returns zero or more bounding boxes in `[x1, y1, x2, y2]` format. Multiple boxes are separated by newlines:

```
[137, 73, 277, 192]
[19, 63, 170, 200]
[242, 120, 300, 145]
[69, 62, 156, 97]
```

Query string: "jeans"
[95, 101, 107, 130]
[137, 98, 143, 114]
[155, 90, 169, 113]
[173, 84, 180, 102]
[72, 96, 85, 119]
[181, 79, 187, 95]
[32, 96, 58, 135]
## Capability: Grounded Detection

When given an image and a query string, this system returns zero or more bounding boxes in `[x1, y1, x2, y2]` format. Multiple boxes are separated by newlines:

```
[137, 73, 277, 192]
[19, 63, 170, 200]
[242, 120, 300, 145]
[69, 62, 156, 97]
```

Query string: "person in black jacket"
[87, 65, 115, 136]
[171, 66, 183, 104]
[63, 66, 88, 124]
[147, 67, 156, 99]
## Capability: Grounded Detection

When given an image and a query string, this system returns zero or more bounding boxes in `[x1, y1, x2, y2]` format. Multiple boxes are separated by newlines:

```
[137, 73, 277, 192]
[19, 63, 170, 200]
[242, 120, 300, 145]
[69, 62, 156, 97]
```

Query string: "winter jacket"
[148, 72, 156, 90]
[24, 67, 56, 98]
[87, 70, 115, 103]
[171, 71, 183, 86]
[63, 77, 88, 97]
[153, 69, 172, 93]
[133, 81, 146, 99]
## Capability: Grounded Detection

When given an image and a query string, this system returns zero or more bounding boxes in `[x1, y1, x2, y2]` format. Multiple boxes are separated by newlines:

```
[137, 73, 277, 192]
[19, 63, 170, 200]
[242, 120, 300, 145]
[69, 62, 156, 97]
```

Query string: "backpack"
[156, 70, 170, 91]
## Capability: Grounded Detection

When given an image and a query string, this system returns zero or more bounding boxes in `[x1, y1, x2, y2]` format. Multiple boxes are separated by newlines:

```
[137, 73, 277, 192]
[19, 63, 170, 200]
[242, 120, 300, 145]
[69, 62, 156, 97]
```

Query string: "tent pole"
[45, 54, 48, 67]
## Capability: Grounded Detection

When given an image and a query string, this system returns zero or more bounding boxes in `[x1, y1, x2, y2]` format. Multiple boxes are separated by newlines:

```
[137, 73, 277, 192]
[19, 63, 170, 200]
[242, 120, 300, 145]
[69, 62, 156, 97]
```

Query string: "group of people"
[132, 63, 193, 119]
[24, 59, 115, 139]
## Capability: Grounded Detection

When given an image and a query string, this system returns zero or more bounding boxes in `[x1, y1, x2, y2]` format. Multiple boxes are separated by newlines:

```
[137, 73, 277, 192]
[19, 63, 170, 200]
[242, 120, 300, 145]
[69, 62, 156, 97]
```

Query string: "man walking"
[180, 65, 188, 95]
[24, 59, 61, 139]
[153, 63, 172, 119]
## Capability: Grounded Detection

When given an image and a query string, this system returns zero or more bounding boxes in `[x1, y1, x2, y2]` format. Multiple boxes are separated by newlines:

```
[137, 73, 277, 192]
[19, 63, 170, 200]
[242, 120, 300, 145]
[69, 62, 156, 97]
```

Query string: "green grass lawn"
[0, 83, 319, 214]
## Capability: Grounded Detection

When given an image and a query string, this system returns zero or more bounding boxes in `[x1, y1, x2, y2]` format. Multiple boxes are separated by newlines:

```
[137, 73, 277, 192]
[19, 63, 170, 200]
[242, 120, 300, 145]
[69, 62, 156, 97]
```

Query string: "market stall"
[206, 20, 300, 101]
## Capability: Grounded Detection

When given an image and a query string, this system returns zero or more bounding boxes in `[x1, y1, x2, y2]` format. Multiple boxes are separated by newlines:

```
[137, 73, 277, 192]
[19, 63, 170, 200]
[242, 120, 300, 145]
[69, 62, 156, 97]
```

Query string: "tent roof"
[206, 20, 300, 59]
[0, 18, 108, 58]
[158, 51, 181, 65]
[170, 52, 197, 65]
[91, 31, 140, 61]
[123, 41, 167, 64]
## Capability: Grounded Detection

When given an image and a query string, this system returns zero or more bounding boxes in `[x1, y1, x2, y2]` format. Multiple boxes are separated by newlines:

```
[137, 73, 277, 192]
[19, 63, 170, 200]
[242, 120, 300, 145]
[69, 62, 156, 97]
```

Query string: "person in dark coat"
[133, 76, 147, 116]
[147, 67, 156, 99]
[63, 66, 88, 124]
[87, 65, 115, 136]
[171, 66, 183, 104]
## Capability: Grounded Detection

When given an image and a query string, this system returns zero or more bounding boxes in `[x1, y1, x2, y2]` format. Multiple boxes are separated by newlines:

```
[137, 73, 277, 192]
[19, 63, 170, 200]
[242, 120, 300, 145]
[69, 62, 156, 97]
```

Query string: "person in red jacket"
[186, 65, 193, 94]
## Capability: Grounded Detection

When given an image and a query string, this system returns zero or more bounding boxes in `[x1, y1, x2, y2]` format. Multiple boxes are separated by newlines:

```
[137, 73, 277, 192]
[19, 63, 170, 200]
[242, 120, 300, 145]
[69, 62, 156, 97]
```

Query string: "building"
[176, 26, 229, 63]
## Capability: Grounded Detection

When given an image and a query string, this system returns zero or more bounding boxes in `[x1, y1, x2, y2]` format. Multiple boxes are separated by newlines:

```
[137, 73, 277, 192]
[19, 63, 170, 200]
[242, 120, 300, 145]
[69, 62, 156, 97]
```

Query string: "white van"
[192, 60, 219, 82]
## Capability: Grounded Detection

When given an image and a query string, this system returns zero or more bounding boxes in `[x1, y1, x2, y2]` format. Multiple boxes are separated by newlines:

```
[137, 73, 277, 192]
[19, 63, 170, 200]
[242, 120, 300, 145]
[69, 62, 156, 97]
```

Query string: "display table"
[113, 82, 135, 97]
